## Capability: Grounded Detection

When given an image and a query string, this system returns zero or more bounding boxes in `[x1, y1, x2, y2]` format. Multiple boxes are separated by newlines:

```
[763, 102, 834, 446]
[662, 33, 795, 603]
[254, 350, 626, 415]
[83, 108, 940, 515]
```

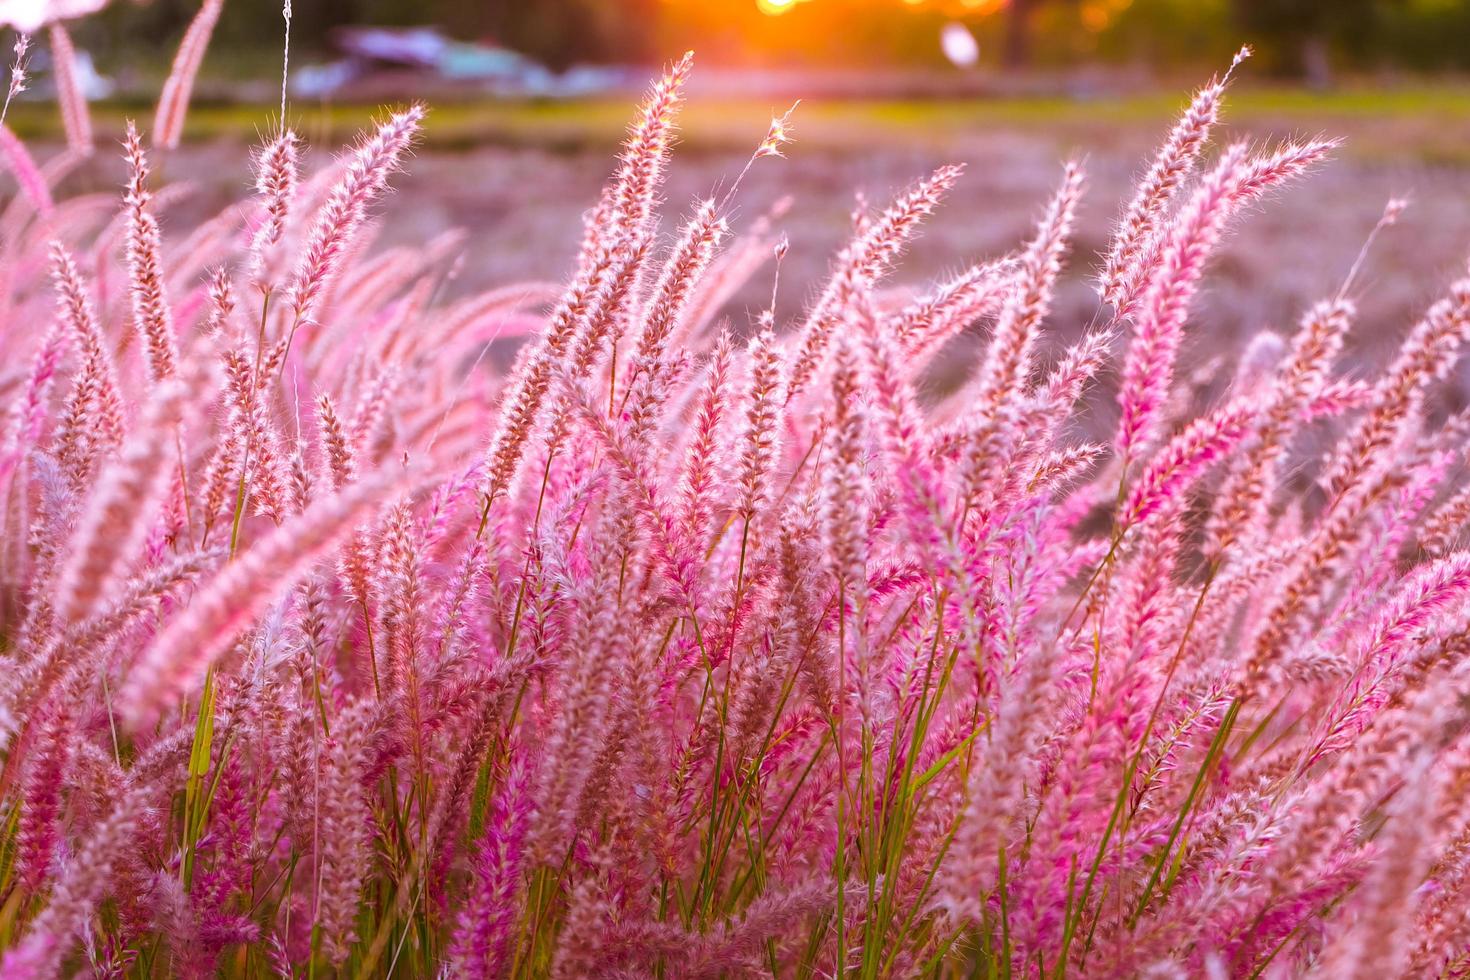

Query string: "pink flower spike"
[152, 0, 224, 149]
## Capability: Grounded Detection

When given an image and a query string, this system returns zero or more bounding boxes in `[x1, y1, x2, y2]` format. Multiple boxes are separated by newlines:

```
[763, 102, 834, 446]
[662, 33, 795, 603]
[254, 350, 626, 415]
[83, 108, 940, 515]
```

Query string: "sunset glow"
[752, 0, 1015, 17]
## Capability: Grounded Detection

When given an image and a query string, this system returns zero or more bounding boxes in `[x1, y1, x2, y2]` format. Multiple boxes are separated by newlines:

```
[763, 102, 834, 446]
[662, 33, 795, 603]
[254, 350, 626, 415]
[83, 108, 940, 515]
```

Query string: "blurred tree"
[1229, 0, 1397, 85]
[995, 0, 1079, 67]
[1378, 0, 1470, 69]
[475, 0, 659, 68]
[1092, 0, 1236, 69]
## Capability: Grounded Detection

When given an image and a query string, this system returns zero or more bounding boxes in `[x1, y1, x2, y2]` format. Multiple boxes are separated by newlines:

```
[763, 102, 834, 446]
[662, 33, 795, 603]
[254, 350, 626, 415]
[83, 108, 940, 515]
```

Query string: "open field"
[13, 85, 1470, 390]
[11, 84, 1470, 155]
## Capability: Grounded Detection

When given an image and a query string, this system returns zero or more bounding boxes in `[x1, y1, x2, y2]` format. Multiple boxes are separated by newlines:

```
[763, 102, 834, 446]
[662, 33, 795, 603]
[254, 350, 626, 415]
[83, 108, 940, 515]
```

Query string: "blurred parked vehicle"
[293, 25, 634, 99]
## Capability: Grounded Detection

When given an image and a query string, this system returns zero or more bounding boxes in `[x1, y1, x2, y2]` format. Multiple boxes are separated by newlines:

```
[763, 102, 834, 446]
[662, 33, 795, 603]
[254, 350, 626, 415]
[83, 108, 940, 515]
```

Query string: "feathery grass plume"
[14, 686, 73, 890]
[971, 160, 1084, 413]
[48, 241, 124, 481]
[1029, 327, 1115, 455]
[316, 391, 356, 490]
[1114, 138, 1332, 462]
[785, 163, 963, 400]
[822, 339, 872, 715]
[610, 49, 692, 238]
[1322, 269, 1470, 501]
[1244, 468, 1405, 684]
[1123, 398, 1256, 529]
[850, 287, 947, 561]
[753, 100, 797, 161]
[528, 513, 627, 861]
[46, 24, 90, 154]
[1, 32, 29, 125]
[1306, 552, 1470, 764]
[372, 499, 427, 699]
[313, 700, 374, 966]
[683, 879, 844, 974]
[448, 760, 530, 976]
[52, 378, 188, 627]
[232, 352, 292, 523]
[894, 255, 1015, 359]
[152, 0, 224, 149]
[943, 636, 1058, 922]
[476, 274, 585, 507]
[1205, 297, 1354, 558]
[822, 340, 868, 592]
[0, 123, 52, 215]
[286, 105, 424, 328]
[1423, 473, 1470, 555]
[246, 128, 299, 288]
[733, 325, 784, 525]
[623, 197, 725, 387]
[118, 467, 407, 729]
[3, 791, 149, 977]
[1315, 694, 1444, 978]
[2, 321, 65, 478]
[955, 162, 1083, 512]
[122, 121, 179, 381]
[1101, 44, 1249, 312]
[678, 328, 733, 543]
[479, 56, 691, 510]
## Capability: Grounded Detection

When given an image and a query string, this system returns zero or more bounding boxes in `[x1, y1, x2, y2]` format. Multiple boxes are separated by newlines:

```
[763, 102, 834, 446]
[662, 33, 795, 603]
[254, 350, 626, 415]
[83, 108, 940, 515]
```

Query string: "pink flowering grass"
[2, 35, 1470, 979]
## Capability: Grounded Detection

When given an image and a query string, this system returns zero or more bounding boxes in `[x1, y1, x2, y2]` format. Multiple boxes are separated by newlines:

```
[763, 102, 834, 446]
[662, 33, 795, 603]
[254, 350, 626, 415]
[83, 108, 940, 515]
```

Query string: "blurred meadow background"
[8, 0, 1470, 394]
